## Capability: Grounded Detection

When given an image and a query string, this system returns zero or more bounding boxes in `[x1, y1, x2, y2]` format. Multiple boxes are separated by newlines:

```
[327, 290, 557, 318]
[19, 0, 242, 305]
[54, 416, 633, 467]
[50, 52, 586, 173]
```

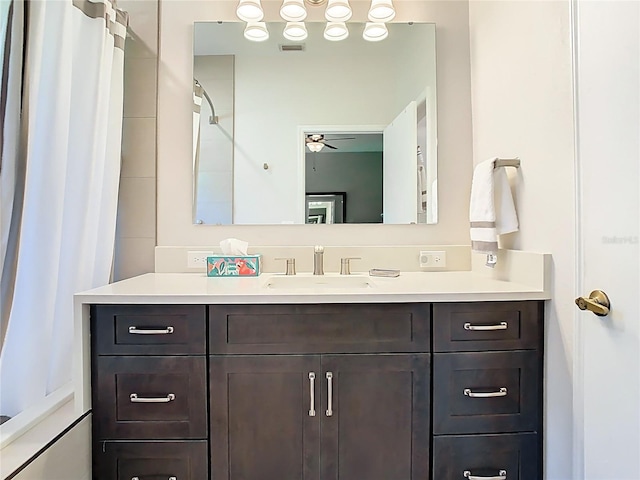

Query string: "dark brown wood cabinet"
[90, 301, 543, 480]
[210, 355, 321, 480]
[91, 305, 208, 480]
[209, 353, 430, 480]
[208, 303, 431, 480]
[432, 301, 544, 480]
[319, 354, 430, 480]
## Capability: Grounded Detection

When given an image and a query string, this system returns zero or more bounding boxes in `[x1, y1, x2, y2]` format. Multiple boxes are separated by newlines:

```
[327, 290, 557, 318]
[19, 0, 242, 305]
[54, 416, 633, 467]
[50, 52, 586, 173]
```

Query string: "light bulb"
[244, 22, 269, 42]
[368, 0, 395, 22]
[236, 0, 264, 22]
[307, 142, 324, 152]
[280, 0, 307, 22]
[363, 22, 388, 42]
[283, 22, 308, 41]
[325, 0, 352, 22]
[324, 22, 349, 41]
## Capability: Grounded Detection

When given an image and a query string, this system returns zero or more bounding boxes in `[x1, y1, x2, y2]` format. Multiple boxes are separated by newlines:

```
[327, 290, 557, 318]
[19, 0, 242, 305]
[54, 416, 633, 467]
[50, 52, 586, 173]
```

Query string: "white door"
[383, 101, 417, 224]
[574, 2, 639, 478]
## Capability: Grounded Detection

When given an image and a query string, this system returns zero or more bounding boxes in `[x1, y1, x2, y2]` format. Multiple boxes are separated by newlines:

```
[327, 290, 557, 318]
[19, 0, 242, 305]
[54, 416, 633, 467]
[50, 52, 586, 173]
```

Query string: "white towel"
[469, 158, 519, 254]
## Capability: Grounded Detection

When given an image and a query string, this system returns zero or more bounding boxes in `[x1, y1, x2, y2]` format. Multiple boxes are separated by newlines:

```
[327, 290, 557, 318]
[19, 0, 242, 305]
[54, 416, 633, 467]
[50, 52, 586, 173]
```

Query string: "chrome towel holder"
[494, 157, 521, 169]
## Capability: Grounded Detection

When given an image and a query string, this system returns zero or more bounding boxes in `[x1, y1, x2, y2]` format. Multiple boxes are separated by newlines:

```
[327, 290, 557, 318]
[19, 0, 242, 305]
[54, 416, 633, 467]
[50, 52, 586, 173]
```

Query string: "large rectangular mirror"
[193, 21, 437, 225]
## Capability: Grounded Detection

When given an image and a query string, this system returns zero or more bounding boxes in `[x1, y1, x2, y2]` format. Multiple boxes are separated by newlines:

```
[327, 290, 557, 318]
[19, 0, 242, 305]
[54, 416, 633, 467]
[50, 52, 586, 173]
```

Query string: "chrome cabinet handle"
[128, 326, 174, 335]
[308, 372, 316, 417]
[464, 387, 507, 398]
[131, 477, 177, 480]
[130, 393, 176, 403]
[463, 322, 507, 331]
[464, 470, 507, 480]
[326, 372, 333, 417]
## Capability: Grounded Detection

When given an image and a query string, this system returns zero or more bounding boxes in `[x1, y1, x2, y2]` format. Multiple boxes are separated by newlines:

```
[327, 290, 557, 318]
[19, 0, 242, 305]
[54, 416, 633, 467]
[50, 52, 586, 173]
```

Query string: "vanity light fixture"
[362, 22, 388, 42]
[325, 0, 352, 22]
[307, 142, 325, 152]
[244, 22, 270, 41]
[236, 0, 264, 22]
[280, 0, 307, 22]
[367, 0, 395, 22]
[283, 22, 308, 41]
[324, 22, 349, 41]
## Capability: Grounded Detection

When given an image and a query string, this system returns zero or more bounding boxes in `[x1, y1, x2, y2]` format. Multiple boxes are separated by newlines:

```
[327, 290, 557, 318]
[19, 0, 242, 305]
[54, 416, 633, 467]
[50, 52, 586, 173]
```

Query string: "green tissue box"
[206, 255, 261, 277]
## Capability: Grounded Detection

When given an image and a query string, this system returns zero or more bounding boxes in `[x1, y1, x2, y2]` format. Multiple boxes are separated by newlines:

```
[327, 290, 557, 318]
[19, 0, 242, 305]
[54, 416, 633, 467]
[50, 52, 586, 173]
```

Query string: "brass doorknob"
[575, 290, 611, 317]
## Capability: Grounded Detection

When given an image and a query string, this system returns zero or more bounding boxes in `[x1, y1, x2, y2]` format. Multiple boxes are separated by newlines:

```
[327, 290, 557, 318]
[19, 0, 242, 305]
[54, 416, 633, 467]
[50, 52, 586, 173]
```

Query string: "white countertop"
[72, 265, 550, 415]
[75, 271, 551, 304]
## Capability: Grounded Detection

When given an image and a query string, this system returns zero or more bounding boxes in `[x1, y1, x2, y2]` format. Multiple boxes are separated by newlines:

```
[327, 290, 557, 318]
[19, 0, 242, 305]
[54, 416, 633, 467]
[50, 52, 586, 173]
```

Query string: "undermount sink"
[263, 275, 375, 289]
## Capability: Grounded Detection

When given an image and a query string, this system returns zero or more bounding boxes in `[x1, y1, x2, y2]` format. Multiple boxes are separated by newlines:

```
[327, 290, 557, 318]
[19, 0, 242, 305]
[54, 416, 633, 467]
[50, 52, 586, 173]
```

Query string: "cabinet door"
[210, 355, 321, 480]
[320, 354, 430, 480]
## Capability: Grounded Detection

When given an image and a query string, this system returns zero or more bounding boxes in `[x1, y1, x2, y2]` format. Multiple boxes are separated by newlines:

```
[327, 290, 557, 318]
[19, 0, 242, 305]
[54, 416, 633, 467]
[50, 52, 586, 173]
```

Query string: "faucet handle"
[340, 257, 361, 275]
[275, 257, 296, 275]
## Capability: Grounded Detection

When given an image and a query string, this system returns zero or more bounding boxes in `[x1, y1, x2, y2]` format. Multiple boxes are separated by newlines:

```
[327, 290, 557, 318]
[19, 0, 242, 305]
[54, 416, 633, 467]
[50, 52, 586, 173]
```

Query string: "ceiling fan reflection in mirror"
[305, 134, 355, 152]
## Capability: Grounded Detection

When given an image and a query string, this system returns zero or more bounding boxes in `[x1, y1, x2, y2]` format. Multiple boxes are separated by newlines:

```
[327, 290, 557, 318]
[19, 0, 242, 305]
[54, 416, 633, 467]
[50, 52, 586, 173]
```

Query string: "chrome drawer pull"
[131, 477, 177, 480]
[464, 387, 507, 398]
[130, 393, 176, 403]
[128, 326, 174, 335]
[326, 372, 333, 417]
[463, 322, 507, 331]
[309, 372, 316, 417]
[464, 469, 507, 480]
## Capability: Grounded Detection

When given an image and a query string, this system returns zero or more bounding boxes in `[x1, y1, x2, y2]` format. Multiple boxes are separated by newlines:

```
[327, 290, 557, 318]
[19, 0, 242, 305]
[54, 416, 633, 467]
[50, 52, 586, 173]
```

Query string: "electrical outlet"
[187, 250, 214, 269]
[419, 250, 447, 268]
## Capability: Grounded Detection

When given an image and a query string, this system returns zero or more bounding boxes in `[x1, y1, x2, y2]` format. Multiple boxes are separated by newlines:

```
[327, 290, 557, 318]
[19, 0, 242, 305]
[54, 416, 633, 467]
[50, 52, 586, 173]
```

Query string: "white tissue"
[219, 238, 249, 256]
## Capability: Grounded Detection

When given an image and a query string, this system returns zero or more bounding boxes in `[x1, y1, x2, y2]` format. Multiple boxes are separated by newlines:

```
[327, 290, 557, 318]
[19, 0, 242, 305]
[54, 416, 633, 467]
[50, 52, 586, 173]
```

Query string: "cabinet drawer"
[433, 351, 541, 435]
[209, 304, 430, 354]
[94, 440, 208, 480]
[93, 356, 207, 439]
[92, 305, 206, 355]
[433, 302, 543, 352]
[433, 433, 539, 480]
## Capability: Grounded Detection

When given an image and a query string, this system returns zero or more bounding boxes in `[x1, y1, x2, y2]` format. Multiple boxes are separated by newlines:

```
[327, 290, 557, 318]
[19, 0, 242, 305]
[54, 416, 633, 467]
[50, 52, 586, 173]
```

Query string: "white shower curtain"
[0, 0, 126, 417]
[1, 0, 24, 348]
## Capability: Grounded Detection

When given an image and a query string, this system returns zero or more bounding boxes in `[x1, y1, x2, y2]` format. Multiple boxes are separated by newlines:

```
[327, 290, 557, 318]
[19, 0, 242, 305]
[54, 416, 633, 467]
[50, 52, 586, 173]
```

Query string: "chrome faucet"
[313, 245, 324, 275]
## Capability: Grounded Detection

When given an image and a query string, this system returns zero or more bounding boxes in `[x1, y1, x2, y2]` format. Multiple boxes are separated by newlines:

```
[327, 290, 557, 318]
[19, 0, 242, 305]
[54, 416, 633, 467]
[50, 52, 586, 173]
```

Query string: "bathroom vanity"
[77, 265, 548, 480]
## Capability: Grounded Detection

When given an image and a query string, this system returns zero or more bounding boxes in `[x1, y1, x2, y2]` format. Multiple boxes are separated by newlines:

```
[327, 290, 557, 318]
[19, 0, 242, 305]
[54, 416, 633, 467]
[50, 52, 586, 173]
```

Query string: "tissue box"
[206, 255, 261, 277]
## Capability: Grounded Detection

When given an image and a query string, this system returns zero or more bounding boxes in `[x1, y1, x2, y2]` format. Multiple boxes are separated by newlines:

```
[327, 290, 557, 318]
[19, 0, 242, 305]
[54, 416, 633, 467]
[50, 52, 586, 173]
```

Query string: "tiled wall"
[113, 0, 158, 281]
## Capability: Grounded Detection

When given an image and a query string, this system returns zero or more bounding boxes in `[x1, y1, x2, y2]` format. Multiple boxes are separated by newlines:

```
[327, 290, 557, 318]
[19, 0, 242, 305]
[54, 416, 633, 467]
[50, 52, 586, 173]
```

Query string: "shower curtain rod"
[194, 79, 219, 125]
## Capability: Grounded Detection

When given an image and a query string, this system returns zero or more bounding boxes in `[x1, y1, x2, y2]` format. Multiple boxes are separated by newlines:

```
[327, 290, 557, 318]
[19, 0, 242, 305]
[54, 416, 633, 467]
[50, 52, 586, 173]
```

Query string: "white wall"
[467, 1, 575, 478]
[157, 0, 473, 246]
